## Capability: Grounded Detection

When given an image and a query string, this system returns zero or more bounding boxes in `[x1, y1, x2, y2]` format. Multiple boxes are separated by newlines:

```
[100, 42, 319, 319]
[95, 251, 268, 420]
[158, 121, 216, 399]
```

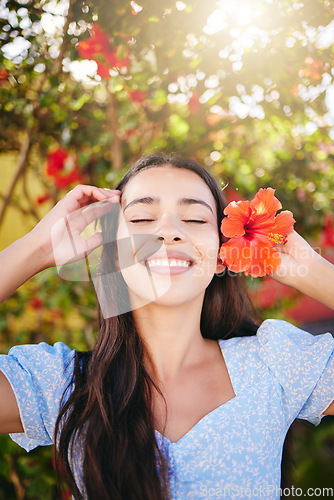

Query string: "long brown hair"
[54, 153, 260, 499]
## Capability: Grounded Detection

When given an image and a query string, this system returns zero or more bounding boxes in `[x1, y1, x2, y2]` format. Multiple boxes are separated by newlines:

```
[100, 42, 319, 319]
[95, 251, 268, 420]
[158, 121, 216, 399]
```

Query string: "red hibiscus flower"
[219, 188, 295, 277]
[55, 168, 82, 189]
[46, 148, 82, 189]
[77, 23, 130, 79]
[46, 148, 68, 176]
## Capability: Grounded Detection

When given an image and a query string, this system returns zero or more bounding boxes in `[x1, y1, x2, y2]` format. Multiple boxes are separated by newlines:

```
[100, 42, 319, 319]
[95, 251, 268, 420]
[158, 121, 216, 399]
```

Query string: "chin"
[128, 286, 206, 311]
[121, 264, 214, 310]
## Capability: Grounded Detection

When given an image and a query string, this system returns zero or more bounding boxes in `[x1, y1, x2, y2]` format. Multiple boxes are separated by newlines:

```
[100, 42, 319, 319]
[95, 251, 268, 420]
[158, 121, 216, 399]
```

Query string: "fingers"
[83, 200, 116, 222]
[69, 185, 121, 201]
[70, 200, 117, 231]
[63, 185, 121, 214]
[85, 231, 103, 255]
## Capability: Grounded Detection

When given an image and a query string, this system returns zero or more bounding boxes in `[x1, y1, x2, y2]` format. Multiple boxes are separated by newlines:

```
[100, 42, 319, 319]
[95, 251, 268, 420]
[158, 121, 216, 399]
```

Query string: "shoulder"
[219, 318, 334, 390]
[8, 340, 74, 358]
[254, 319, 334, 408]
[1, 341, 76, 392]
[7, 341, 75, 365]
[223, 318, 334, 351]
[255, 318, 334, 362]
[253, 317, 323, 337]
[228, 317, 334, 372]
[0, 341, 77, 451]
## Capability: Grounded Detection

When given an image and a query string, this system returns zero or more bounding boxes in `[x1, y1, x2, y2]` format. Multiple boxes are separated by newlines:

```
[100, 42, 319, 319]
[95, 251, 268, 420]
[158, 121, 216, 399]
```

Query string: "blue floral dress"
[0, 319, 333, 499]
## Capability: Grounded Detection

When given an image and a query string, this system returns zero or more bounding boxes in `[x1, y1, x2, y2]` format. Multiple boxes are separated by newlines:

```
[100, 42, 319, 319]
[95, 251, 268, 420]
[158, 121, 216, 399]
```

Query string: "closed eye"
[130, 219, 206, 224]
[130, 219, 154, 223]
[184, 220, 206, 224]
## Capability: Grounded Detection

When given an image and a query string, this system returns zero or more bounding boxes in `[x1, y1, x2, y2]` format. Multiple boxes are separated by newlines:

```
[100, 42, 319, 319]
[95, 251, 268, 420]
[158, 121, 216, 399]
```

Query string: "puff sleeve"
[256, 319, 334, 427]
[0, 342, 76, 451]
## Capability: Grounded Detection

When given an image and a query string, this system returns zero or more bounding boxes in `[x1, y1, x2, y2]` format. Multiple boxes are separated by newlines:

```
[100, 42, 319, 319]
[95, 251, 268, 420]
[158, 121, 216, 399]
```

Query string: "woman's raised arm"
[0, 185, 120, 434]
[0, 185, 120, 303]
[268, 230, 334, 416]
[269, 230, 334, 310]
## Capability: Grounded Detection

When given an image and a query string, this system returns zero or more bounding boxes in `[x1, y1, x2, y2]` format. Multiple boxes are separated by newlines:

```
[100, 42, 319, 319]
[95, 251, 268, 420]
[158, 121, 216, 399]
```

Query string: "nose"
[155, 213, 184, 244]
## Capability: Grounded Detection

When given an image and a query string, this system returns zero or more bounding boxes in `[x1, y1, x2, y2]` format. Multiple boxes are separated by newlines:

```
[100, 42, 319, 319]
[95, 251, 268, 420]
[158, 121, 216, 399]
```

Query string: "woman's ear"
[215, 256, 226, 276]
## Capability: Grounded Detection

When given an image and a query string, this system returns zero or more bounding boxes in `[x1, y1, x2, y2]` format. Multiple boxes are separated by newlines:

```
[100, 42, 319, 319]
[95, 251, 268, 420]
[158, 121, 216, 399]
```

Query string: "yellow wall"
[0, 152, 52, 251]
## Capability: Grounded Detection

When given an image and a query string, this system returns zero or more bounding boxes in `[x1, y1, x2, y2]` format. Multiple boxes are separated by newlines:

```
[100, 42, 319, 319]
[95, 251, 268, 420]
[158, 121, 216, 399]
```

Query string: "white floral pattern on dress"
[0, 319, 333, 500]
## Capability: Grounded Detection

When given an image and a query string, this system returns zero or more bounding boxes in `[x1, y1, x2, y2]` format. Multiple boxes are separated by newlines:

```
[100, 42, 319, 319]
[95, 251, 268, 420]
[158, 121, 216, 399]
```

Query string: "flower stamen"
[267, 233, 286, 245]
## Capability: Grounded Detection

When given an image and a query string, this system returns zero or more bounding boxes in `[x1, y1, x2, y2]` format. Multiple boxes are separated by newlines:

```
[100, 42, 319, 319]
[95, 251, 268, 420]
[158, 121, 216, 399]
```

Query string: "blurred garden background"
[0, 0, 334, 497]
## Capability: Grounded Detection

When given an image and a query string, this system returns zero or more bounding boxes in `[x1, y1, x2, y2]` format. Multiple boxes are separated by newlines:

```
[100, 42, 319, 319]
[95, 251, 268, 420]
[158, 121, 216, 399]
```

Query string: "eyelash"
[130, 219, 206, 224]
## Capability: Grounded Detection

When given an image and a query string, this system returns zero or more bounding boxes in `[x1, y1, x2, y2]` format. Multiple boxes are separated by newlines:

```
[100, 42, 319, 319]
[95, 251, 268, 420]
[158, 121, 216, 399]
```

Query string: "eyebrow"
[123, 196, 214, 214]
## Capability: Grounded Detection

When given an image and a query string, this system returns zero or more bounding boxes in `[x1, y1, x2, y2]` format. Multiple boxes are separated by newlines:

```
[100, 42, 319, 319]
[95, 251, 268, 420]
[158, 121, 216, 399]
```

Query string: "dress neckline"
[154, 337, 238, 446]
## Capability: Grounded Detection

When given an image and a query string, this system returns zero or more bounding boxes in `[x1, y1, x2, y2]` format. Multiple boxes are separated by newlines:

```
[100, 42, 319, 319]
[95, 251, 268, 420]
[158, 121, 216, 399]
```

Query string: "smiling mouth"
[139, 258, 194, 274]
[145, 258, 192, 268]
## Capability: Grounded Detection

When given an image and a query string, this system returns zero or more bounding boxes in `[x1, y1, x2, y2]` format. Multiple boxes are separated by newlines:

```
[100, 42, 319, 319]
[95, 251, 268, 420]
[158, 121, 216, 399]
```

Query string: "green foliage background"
[0, 0, 333, 497]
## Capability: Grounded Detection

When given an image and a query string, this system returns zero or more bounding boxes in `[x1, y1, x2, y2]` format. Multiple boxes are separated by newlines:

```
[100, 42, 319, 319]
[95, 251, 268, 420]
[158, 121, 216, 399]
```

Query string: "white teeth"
[146, 259, 191, 268]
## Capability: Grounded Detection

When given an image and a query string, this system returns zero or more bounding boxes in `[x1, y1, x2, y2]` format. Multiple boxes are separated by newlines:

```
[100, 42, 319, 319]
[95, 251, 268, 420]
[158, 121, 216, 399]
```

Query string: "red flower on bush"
[289, 84, 300, 96]
[31, 296, 43, 310]
[219, 188, 295, 277]
[47, 148, 68, 175]
[128, 89, 147, 105]
[77, 24, 130, 79]
[0, 69, 8, 79]
[321, 216, 334, 248]
[36, 193, 51, 205]
[188, 92, 200, 113]
[300, 57, 324, 82]
[46, 148, 82, 189]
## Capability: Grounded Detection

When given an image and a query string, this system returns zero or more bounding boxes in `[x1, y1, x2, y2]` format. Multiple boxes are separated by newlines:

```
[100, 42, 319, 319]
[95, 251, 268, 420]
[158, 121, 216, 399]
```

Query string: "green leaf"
[72, 94, 91, 111]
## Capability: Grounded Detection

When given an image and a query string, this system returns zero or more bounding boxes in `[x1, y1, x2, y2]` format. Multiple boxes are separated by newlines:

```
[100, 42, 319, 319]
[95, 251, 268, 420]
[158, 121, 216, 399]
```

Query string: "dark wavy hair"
[54, 153, 260, 499]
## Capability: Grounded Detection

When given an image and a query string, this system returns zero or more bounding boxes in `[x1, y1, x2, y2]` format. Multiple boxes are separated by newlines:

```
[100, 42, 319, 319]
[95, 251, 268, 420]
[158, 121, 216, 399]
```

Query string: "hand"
[29, 185, 121, 269]
[268, 230, 320, 287]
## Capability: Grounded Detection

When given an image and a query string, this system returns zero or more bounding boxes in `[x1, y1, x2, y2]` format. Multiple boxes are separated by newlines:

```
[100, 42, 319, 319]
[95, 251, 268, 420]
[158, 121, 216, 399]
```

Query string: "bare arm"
[0, 233, 46, 303]
[323, 400, 334, 415]
[269, 230, 334, 310]
[269, 231, 334, 415]
[0, 185, 120, 433]
[0, 372, 24, 433]
[0, 185, 120, 303]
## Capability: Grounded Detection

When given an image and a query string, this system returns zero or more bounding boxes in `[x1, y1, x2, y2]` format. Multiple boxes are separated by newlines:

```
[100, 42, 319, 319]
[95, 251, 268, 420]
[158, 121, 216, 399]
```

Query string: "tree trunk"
[107, 91, 123, 171]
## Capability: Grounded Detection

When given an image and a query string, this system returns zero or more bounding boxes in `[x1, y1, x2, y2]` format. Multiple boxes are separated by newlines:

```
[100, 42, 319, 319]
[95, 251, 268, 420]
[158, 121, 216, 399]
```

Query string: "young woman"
[0, 153, 333, 500]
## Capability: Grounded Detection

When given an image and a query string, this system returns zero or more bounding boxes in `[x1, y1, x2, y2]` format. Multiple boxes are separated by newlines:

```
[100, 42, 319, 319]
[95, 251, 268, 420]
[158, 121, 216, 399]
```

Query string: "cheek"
[116, 219, 163, 271]
[190, 231, 220, 282]
[196, 229, 220, 261]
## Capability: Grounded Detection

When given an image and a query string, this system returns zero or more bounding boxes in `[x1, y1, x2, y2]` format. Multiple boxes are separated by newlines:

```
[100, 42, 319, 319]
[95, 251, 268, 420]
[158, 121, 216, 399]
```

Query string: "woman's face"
[116, 165, 224, 309]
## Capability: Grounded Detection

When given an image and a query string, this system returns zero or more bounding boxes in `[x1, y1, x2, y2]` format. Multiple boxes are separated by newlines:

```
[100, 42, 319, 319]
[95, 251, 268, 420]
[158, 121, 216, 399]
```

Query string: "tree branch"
[0, 192, 38, 218]
[0, 130, 33, 228]
[53, 0, 76, 74]
[0, 0, 77, 231]
[7, 456, 25, 500]
[107, 90, 124, 171]
[0, 124, 21, 151]
[22, 169, 40, 222]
